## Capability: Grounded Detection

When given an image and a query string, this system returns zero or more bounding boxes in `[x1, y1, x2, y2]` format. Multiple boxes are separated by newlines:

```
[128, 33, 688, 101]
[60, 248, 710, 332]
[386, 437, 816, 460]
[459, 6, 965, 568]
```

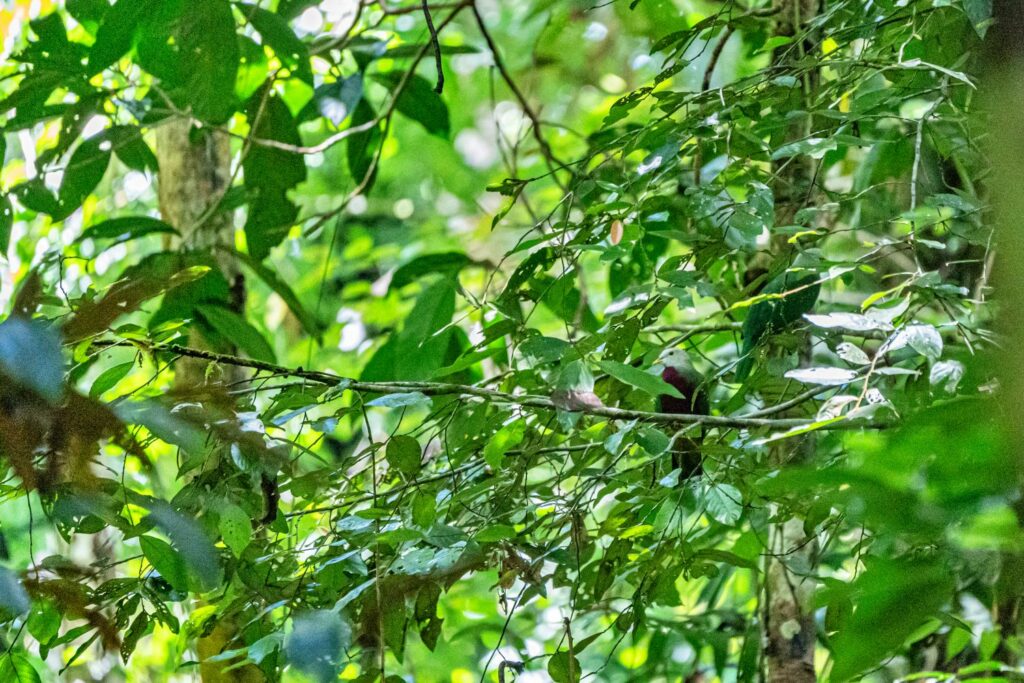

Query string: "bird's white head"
[660, 348, 694, 370]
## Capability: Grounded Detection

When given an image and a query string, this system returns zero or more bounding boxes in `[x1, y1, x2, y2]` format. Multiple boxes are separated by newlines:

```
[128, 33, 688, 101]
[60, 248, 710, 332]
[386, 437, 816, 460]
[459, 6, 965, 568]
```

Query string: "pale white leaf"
[883, 324, 943, 360]
[930, 360, 965, 393]
[805, 312, 893, 332]
[836, 342, 870, 365]
[864, 297, 910, 323]
[784, 367, 858, 385]
[875, 367, 921, 376]
[704, 483, 743, 525]
[818, 395, 858, 420]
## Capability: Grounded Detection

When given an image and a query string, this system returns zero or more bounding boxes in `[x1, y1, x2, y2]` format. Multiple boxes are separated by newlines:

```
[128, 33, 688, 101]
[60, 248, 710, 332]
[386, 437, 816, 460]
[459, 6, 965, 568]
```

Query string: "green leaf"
[366, 392, 433, 409]
[386, 435, 422, 477]
[346, 98, 382, 190]
[474, 524, 516, 542]
[391, 252, 472, 290]
[0, 653, 41, 683]
[548, 650, 581, 683]
[115, 401, 207, 455]
[146, 502, 221, 591]
[121, 613, 150, 663]
[139, 535, 189, 593]
[89, 361, 135, 398]
[78, 216, 178, 244]
[248, 633, 284, 664]
[241, 4, 311, 83]
[236, 35, 270, 101]
[88, 0, 147, 74]
[704, 483, 743, 525]
[243, 92, 306, 260]
[11, 180, 60, 216]
[179, 0, 240, 123]
[411, 491, 436, 528]
[374, 71, 450, 138]
[362, 277, 458, 382]
[218, 503, 253, 557]
[381, 598, 407, 661]
[831, 559, 953, 681]
[107, 125, 158, 172]
[483, 421, 525, 469]
[67, 0, 111, 28]
[0, 194, 12, 255]
[27, 600, 61, 646]
[596, 360, 683, 399]
[196, 304, 275, 363]
[230, 249, 321, 337]
[56, 136, 112, 218]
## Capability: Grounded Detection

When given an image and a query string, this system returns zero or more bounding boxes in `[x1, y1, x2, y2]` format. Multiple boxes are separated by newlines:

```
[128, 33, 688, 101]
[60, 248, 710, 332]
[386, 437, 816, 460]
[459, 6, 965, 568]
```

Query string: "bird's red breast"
[659, 366, 709, 415]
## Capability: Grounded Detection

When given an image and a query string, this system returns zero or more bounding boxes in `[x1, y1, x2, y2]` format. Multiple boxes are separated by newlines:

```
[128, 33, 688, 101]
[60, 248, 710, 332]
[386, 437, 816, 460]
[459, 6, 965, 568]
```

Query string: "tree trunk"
[156, 118, 259, 682]
[764, 457, 817, 683]
[155, 118, 243, 387]
[762, 2, 820, 682]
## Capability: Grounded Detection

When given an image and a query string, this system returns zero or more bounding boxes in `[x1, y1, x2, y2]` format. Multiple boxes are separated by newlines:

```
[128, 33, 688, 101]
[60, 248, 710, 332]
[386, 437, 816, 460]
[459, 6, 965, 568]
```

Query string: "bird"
[734, 256, 821, 382]
[657, 348, 710, 480]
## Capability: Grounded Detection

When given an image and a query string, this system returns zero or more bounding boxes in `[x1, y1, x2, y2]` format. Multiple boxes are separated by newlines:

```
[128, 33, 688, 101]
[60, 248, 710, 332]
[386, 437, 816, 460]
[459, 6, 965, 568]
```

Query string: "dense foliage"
[0, 0, 1011, 681]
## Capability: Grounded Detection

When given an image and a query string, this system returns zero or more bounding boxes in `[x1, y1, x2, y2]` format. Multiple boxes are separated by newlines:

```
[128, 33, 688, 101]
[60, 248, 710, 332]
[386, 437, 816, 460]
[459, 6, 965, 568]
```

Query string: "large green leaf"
[597, 360, 684, 399]
[77, 216, 178, 244]
[56, 136, 112, 219]
[217, 502, 253, 557]
[362, 277, 458, 382]
[88, 0, 148, 74]
[386, 435, 422, 477]
[243, 92, 306, 260]
[136, 0, 239, 123]
[139, 535, 189, 593]
[196, 304, 276, 363]
[146, 502, 221, 591]
[830, 558, 953, 681]
[346, 98, 382, 190]
[241, 4, 311, 83]
[106, 125, 158, 172]
[230, 248, 321, 337]
[374, 71, 450, 138]
[0, 194, 12, 255]
[0, 653, 41, 683]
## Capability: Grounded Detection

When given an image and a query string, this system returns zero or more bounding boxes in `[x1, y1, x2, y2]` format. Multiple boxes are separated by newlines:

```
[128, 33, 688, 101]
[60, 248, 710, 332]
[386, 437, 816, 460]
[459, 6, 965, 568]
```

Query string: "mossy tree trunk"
[156, 118, 260, 683]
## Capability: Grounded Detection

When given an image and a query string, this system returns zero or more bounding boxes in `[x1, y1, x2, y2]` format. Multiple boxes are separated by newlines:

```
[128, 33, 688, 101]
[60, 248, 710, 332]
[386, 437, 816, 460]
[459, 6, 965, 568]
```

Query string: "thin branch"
[645, 322, 744, 335]
[251, 2, 469, 156]
[469, 2, 569, 191]
[694, 26, 736, 187]
[92, 340, 884, 431]
[422, 0, 445, 93]
[286, 443, 596, 518]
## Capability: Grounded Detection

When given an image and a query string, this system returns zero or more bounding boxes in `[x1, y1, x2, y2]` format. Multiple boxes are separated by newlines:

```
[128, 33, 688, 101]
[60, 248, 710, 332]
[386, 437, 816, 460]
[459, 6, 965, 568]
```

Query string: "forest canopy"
[0, 0, 1016, 681]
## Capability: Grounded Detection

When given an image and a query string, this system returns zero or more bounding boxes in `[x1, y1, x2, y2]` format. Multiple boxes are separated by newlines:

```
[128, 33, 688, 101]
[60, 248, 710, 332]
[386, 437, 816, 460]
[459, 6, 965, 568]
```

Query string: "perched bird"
[657, 348, 710, 479]
[734, 257, 821, 382]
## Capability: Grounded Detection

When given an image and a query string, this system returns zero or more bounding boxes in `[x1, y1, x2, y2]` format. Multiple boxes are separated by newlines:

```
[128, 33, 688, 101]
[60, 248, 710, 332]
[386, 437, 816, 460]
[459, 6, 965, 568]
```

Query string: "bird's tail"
[671, 436, 703, 482]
